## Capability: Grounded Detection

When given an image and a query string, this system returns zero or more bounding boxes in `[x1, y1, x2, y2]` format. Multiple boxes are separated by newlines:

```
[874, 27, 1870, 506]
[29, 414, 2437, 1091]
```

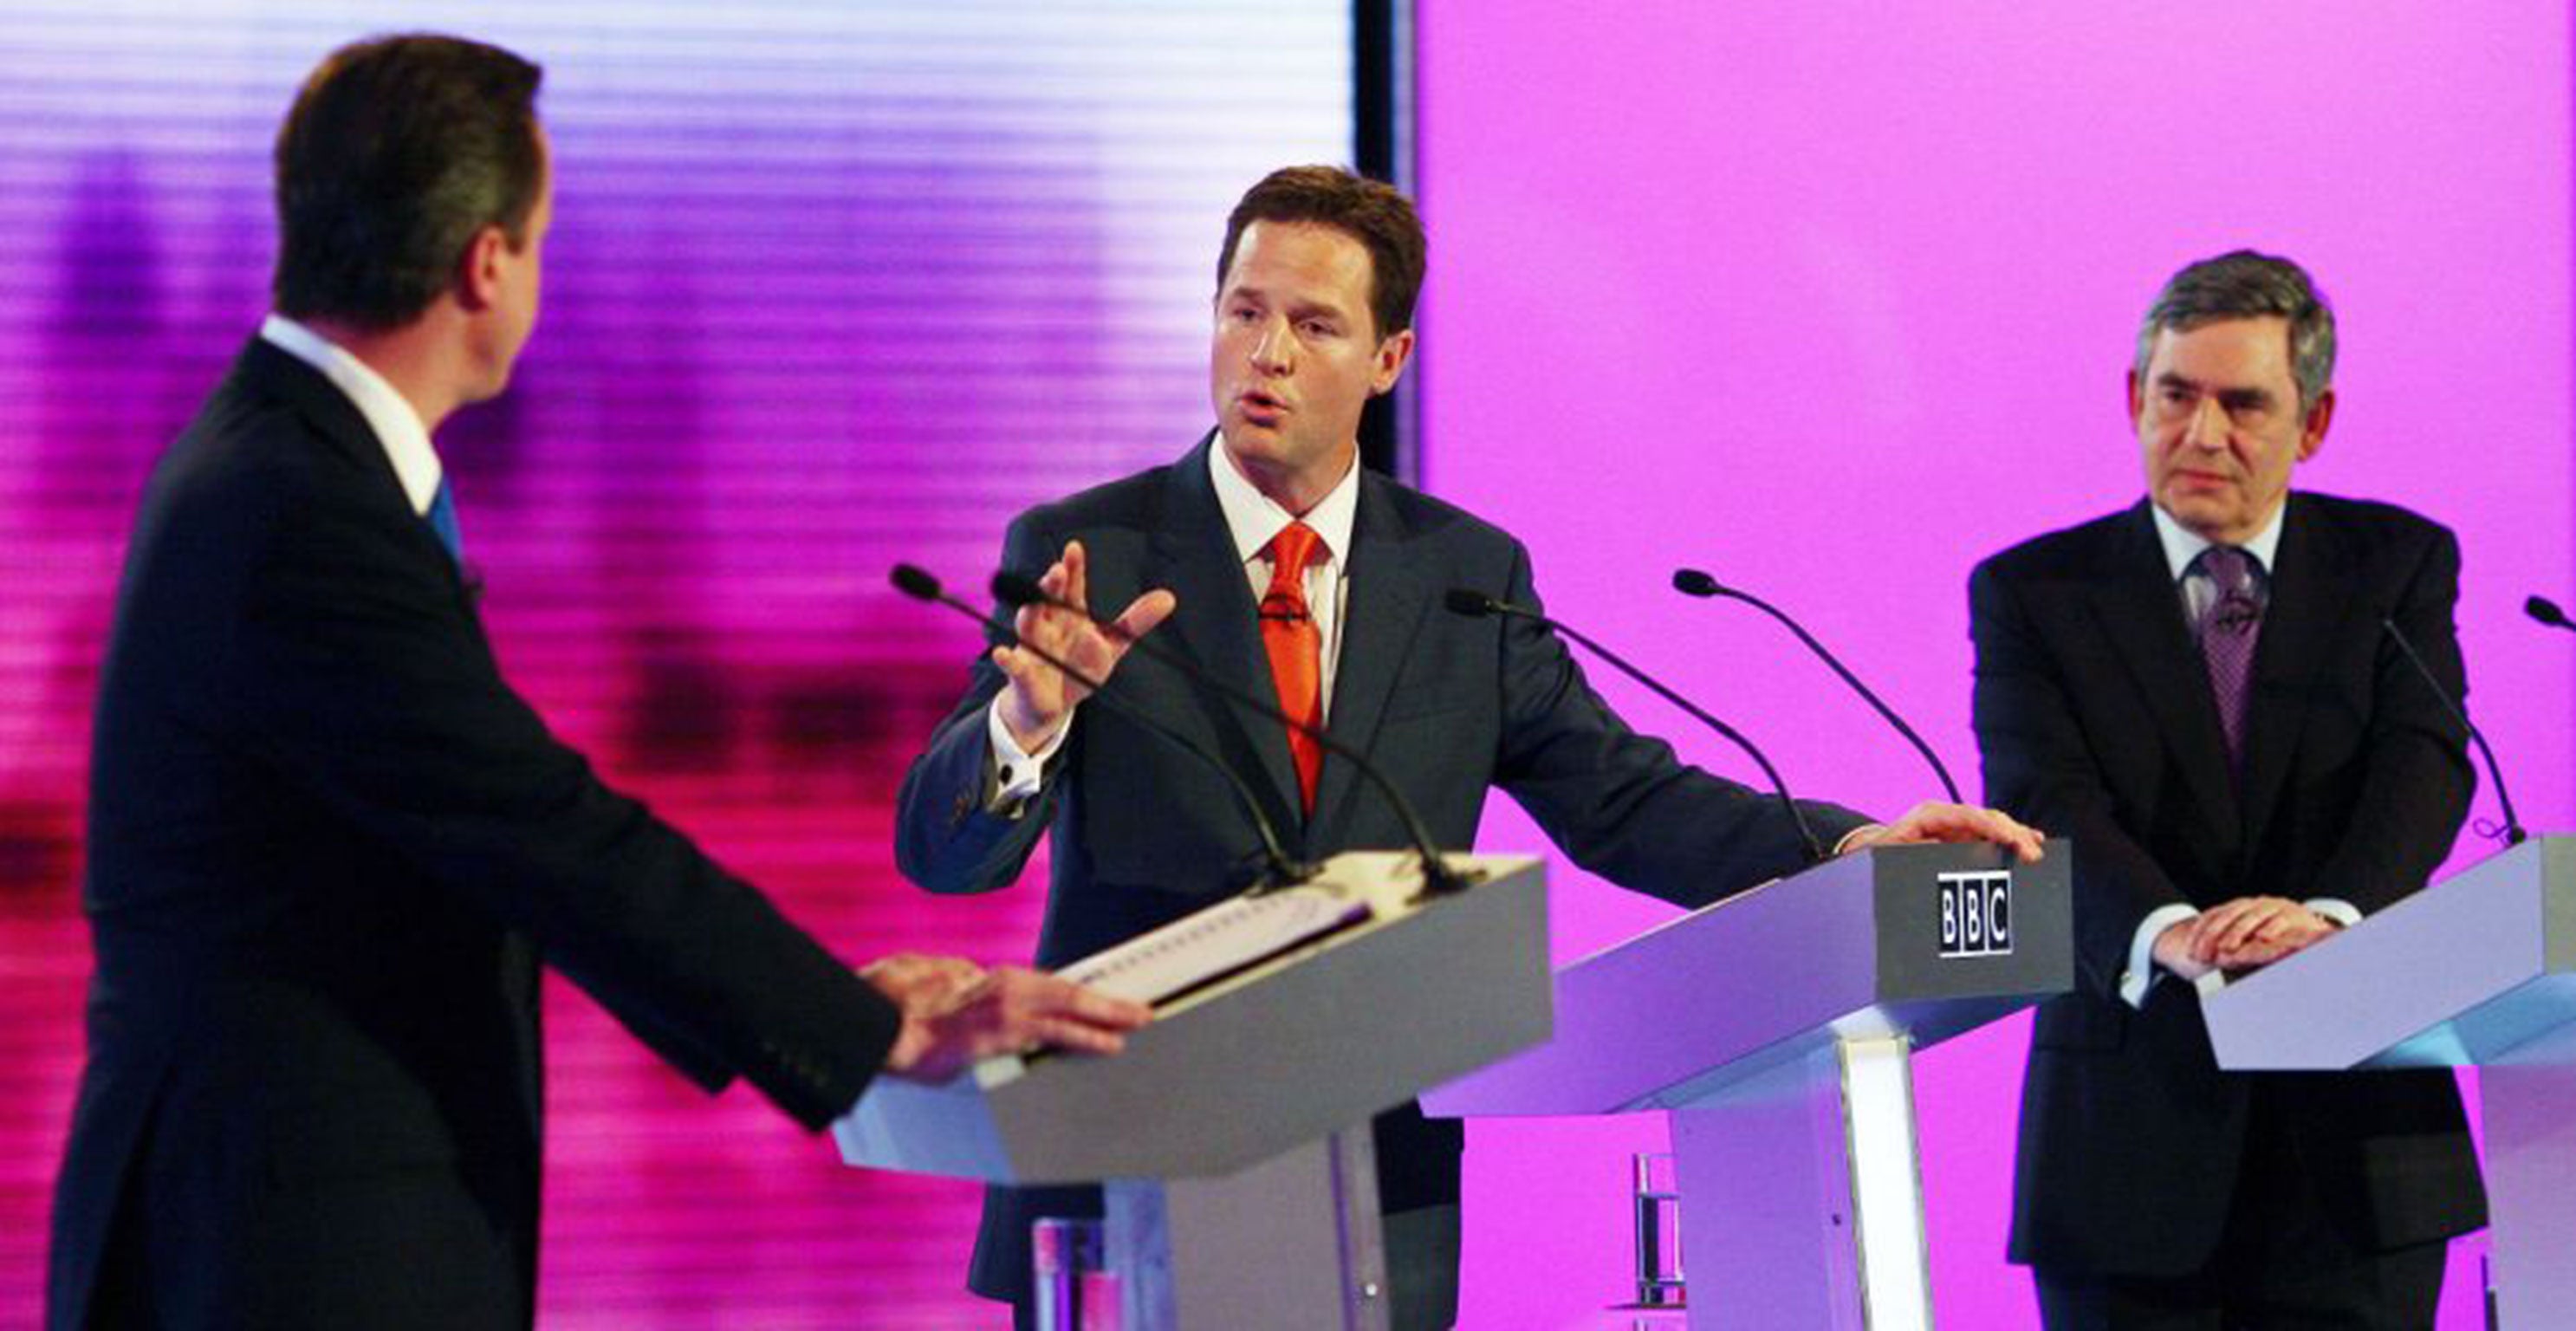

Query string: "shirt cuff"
[2119, 902, 2203, 1009]
[2305, 898, 2361, 929]
[985, 698, 1070, 811]
[1832, 823, 1884, 856]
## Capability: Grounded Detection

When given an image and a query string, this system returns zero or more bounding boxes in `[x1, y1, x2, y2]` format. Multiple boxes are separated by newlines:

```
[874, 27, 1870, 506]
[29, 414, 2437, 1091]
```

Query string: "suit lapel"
[2086, 502, 2242, 847]
[2236, 494, 2340, 856]
[243, 339, 479, 612]
[1308, 470, 1428, 849]
[243, 339, 388, 473]
[1150, 438, 1306, 828]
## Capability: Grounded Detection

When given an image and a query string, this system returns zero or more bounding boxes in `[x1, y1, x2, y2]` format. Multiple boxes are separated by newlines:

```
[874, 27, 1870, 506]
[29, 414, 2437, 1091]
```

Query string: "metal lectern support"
[1105, 1125, 1391, 1331]
[1669, 1034, 1932, 1331]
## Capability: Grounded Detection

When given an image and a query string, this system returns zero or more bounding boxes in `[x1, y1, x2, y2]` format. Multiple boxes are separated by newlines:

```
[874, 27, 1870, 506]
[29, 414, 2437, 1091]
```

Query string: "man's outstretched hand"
[993, 538, 1177, 751]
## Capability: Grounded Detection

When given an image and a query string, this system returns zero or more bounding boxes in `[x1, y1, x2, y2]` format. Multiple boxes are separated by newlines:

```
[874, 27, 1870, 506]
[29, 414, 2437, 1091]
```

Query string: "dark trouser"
[2034, 1093, 2449, 1330]
[1003, 1201, 1460, 1330]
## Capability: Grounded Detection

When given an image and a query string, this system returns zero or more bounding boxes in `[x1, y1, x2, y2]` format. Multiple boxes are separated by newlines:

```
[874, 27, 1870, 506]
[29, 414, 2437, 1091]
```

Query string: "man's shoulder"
[1002, 450, 1527, 561]
[1009, 451, 1192, 536]
[1364, 471, 1492, 527]
[1974, 504, 2139, 586]
[2294, 490, 2456, 551]
[156, 347, 341, 507]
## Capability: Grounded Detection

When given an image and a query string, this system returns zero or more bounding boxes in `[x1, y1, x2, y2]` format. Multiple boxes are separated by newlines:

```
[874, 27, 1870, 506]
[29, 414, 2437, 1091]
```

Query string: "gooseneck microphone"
[2527, 595, 2574, 633]
[1441, 588, 1825, 865]
[1671, 568, 1963, 805]
[2379, 615, 2526, 847]
[990, 570, 1484, 898]
[891, 564, 1315, 892]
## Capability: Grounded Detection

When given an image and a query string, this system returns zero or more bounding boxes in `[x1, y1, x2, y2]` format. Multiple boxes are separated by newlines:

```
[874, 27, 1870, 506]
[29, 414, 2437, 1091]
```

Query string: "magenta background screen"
[1419, 4, 2573, 1328]
[0, 3, 1351, 1325]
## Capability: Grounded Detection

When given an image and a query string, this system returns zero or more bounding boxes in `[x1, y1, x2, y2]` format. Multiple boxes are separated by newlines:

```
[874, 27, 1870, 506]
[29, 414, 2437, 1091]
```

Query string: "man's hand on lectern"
[1839, 801, 2047, 863]
[874, 963, 1152, 1085]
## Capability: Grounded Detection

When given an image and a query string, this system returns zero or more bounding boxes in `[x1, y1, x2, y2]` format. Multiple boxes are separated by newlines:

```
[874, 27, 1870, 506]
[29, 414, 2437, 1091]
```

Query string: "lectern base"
[1104, 1126, 1391, 1331]
[1671, 1034, 1933, 1330]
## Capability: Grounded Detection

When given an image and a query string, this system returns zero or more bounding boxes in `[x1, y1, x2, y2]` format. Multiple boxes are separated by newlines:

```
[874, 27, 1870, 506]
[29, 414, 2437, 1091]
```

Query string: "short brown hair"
[272, 34, 545, 330]
[1217, 166, 1424, 341]
[2136, 250, 2336, 411]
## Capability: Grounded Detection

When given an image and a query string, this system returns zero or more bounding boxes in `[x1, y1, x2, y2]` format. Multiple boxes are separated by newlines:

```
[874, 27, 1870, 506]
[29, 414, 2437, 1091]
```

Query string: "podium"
[834, 851, 1551, 1331]
[2201, 834, 2576, 1328]
[1426, 841, 2072, 1330]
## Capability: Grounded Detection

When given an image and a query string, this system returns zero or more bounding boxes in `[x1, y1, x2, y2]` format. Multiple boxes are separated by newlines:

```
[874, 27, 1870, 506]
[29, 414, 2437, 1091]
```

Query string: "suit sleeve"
[892, 513, 1063, 894]
[1969, 557, 2190, 997]
[1492, 541, 1870, 909]
[223, 461, 899, 1131]
[2311, 526, 2475, 914]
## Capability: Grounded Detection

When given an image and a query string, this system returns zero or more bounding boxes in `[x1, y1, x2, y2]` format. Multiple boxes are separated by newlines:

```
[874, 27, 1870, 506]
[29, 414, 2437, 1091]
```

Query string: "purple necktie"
[2196, 546, 2262, 766]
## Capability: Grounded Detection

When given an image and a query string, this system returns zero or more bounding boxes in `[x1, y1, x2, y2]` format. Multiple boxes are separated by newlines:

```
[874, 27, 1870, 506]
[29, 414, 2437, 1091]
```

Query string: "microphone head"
[2527, 594, 2572, 628]
[1442, 588, 1496, 618]
[991, 569, 1046, 608]
[1671, 568, 1722, 598]
[890, 564, 942, 601]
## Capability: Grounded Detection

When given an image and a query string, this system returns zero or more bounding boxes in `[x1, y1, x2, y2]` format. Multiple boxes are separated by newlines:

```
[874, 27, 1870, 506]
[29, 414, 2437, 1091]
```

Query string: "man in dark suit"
[896, 165, 2047, 1328]
[1971, 250, 2488, 1328]
[48, 35, 1146, 1331]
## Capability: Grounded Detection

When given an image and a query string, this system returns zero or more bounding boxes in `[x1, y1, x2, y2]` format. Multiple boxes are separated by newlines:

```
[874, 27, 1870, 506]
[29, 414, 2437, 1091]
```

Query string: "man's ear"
[2296, 387, 2334, 463]
[454, 224, 509, 313]
[1370, 327, 1416, 396]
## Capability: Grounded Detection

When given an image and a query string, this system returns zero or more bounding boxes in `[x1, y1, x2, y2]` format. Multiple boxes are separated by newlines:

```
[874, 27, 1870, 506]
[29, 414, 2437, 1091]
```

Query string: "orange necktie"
[1260, 522, 1325, 814]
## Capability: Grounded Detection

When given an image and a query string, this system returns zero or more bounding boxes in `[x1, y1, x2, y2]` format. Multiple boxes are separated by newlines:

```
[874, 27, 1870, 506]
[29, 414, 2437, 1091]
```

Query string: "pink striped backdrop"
[0, 5, 1350, 1325]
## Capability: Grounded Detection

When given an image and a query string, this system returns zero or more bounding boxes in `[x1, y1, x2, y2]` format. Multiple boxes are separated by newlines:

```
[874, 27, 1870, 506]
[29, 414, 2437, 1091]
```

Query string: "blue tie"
[425, 478, 464, 562]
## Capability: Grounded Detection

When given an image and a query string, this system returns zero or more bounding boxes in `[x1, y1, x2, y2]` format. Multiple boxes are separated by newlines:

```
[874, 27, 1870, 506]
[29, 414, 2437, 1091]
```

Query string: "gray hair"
[2133, 250, 2336, 411]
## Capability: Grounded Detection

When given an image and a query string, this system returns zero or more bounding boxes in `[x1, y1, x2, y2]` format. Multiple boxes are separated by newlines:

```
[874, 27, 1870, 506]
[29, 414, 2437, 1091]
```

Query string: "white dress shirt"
[258, 314, 443, 517]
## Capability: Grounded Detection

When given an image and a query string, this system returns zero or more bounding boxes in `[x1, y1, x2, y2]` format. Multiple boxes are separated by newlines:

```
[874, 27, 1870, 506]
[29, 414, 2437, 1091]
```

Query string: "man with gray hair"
[1969, 250, 2487, 1327]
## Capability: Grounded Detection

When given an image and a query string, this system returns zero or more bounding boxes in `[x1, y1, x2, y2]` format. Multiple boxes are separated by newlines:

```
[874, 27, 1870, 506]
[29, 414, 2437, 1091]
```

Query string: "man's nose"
[2183, 397, 2229, 450]
[1249, 318, 1294, 373]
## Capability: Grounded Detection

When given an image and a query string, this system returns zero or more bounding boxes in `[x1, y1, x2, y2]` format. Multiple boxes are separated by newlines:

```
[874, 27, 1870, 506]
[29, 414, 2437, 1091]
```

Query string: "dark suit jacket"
[1970, 493, 2486, 1278]
[896, 435, 1869, 1302]
[49, 340, 903, 1330]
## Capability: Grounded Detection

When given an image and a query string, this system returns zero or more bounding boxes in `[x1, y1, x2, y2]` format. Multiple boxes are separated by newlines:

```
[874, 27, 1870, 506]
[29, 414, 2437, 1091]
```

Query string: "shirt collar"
[1208, 439, 1360, 568]
[2151, 497, 2286, 582]
[259, 313, 443, 516]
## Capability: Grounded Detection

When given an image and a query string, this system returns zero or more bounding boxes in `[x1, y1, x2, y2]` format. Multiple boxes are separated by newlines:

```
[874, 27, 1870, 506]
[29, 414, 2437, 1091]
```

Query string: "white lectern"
[2201, 834, 2576, 1329]
[834, 851, 1550, 1331]
[1426, 841, 2072, 1330]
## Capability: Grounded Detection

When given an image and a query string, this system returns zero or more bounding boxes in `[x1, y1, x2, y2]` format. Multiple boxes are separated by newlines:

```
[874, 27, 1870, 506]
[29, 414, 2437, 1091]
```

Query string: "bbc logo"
[1938, 870, 2014, 958]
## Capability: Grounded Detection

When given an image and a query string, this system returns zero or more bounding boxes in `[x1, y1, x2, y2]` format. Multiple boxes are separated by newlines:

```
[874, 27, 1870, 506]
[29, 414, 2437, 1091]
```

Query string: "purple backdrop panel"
[1419, 4, 2570, 1328]
[0, 3, 1351, 1325]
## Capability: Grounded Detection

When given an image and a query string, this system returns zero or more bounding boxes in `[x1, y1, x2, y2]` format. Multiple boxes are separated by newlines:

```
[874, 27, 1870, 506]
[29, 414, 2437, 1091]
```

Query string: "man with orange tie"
[894, 165, 2043, 1329]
